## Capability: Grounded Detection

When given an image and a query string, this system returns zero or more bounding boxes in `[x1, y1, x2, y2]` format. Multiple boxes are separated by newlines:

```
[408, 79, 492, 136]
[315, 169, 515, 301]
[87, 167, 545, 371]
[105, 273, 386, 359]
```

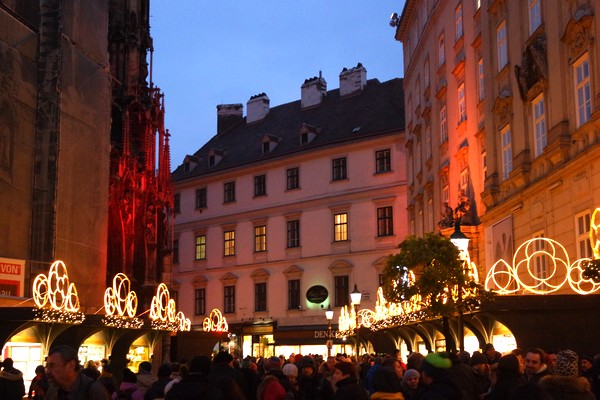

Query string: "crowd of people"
[1, 343, 599, 399]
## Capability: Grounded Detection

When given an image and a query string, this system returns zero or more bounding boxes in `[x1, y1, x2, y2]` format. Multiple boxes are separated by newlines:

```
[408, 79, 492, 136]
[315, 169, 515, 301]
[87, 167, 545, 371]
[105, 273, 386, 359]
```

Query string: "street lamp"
[450, 220, 469, 354]
[325, 305, 334, 357]
[350, 284, 362, 357]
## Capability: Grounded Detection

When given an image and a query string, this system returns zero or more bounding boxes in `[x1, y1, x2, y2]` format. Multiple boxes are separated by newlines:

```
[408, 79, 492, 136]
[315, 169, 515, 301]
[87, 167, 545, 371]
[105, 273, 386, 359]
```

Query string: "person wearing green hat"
[419, 352, 461, 400]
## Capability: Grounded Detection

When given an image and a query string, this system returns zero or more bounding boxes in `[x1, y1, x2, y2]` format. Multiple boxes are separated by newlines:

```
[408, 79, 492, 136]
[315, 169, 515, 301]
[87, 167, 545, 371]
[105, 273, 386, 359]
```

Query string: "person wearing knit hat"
[539, 350, 595, 400]
[419, 353, 461, 400]
[282, 363, 298, 385]
[401, 369, 420, 400]
[470, 351, 491, 396]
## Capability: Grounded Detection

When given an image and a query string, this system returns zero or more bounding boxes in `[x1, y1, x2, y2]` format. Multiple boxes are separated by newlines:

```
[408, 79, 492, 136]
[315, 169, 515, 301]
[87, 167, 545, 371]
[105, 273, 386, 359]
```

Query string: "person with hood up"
[331, 361, 368, 400]
[539, 350, 595, 400]
[370, 365, 405, 400]
[165, 355, 223, 400]
[0, 358, 26, 400]
[297, 355, 334, 400]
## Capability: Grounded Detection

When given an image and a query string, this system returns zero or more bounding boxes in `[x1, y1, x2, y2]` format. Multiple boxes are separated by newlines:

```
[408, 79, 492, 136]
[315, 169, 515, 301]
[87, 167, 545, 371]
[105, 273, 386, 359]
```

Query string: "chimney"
[339, 63, 367, 97]
[301, 71, 327, 109]
[246, 93, 270, 124]
[217, 104, 243, 134]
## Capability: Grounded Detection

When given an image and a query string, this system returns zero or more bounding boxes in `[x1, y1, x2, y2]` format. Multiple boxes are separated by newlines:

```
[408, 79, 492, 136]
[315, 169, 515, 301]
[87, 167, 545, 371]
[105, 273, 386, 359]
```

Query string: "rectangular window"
[482, 151, 487, 181]
[529, 0, 541, 34]
[334, 276, 349, 307]
[532, 94, 547, 157]
[332, 157, 347, 181]
[224, 286, 235, 314]
[334, 213, 348, 242]
[224, 181, 235, 203]
[287, 219, 300, 248]
[442, 184, 450, 203]
[415, 141, 422, 173]
[254, 174, 266, 197]
[173, 239, 179, 264]
[440, 105, 448, 142]
[576, 211, 593, 259]
[288, 279, 300, 309]
[195, 235, 206, 260]
[459, 168, 469, 193]
[501, 126, 513, 180]
[478, 58, 485, 101]
[377, 206, 394, 237]
[195, 188, 207, 209]
[375, 149, 391, 173]
[497, 21, 508, 71]
[424, 59, 430, 88]
[286, 167, 300, 190]
[455, 4, 463, 41]
[224, 230, 235, 256]
[575, 54, 592, 127]
[254, 225, 267, 252]
[438, 33, 445, 67]
[255, 282, 267, 312]
[458, 83, 466, 122]
[194, 288, 206, 316]
[174, 193, 181, 214]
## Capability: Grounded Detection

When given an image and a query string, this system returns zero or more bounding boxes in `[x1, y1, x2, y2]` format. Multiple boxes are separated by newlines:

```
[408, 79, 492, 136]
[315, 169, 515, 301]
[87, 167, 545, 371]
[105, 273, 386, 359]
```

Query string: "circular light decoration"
[150, 283, 189, 331]
[32, 260, 85, 324]
[202, 309, 229, 332]
[102, 273, 143, 329]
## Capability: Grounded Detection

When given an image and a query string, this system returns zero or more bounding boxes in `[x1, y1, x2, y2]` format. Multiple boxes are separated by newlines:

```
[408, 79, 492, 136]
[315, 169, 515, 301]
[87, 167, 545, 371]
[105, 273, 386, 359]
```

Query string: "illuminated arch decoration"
[149, 283, 191, 331]
[202, 309, 229, 332]
[32, 260, 85, 324]
[486, 207, 600, 295]
[102, 273, 143, 329]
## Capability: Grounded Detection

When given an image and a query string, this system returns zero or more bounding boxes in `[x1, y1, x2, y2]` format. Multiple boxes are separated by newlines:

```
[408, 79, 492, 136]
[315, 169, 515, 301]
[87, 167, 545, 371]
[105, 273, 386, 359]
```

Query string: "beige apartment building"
[397, 0, 600, 289]
[396, 0, 600, 279]
[171, 66, 408, 358]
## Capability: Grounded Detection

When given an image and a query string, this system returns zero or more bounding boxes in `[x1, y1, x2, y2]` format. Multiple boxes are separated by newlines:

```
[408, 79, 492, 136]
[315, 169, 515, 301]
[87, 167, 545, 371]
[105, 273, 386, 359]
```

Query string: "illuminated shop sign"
[0, 257, 25, 296]
[32, 260, 85, 324]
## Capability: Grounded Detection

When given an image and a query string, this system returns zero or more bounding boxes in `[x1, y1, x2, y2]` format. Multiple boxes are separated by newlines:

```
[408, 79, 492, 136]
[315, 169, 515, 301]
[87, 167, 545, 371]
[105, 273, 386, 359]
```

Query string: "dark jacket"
[298, 372, 334, 400]
[45, 373, 111, 400]
[447, 362, 480, 400]
[539, 375, 596, 400]
[421, 375, 463, 400]
[0, 366, 26, 400]
[144, 376, 172, 400]
[334, 377, 369, 400]
[165, 373, 224, 400]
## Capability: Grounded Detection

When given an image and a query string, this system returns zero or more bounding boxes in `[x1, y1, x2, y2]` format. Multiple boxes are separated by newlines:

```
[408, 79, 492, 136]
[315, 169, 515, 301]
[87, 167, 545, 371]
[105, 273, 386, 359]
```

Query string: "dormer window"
[183, 155, 200, 172]
[299, 123, 318, 145]
[261, 134, 280, 154]
[208, 149, 224, 167]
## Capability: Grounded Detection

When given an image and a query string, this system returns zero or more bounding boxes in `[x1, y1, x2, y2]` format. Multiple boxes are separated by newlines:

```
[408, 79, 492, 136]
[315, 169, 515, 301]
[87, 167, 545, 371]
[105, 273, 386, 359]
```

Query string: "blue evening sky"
[150, 1, 406, 170]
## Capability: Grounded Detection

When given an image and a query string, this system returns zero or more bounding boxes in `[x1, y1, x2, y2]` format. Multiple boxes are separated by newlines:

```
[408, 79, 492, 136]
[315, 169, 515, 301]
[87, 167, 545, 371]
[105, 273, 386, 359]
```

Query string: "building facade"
[0, 0, 177, 384]
[171, 65, 407, 358]
[395, 0, 600, 353]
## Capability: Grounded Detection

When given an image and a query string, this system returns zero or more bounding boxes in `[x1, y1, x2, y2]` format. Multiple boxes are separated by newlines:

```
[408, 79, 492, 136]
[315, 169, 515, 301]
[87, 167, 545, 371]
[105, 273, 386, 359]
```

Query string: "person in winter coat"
[165, 355, 223, 400]
[539, 350, 595, 400]
[332, 362, 368, 400]
[483, 354, 524, 400]
[401, 369, 422, 400]
[144, 363, 172, 400]
[28, 365, 49, 400]
[370, 365, 405, 400]
[420, 352, 463, 400]
[297, 356, 334, 400]
[0, 358, 26, 400]
[113, 368, 144, 400]
[135, 362, 156, 395]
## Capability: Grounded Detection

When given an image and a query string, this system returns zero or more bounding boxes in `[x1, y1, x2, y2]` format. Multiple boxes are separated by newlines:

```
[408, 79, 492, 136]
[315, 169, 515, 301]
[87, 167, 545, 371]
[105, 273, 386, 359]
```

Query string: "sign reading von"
[306, 285, 328, 304]
[0, 258, 25, 297]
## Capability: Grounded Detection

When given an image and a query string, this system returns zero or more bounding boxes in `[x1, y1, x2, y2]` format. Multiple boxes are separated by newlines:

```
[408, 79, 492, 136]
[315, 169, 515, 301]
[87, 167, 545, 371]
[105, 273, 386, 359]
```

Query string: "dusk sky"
[150, 1, 407, 170]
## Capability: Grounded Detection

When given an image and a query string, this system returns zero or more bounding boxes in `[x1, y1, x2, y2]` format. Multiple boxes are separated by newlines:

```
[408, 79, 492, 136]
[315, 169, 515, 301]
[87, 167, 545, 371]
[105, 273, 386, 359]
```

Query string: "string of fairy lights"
[338, 206, 600, 334]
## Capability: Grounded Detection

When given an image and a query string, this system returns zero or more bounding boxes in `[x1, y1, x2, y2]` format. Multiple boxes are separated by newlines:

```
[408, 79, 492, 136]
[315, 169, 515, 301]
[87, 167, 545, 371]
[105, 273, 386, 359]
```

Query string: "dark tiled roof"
[172, 78, 405, 181]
